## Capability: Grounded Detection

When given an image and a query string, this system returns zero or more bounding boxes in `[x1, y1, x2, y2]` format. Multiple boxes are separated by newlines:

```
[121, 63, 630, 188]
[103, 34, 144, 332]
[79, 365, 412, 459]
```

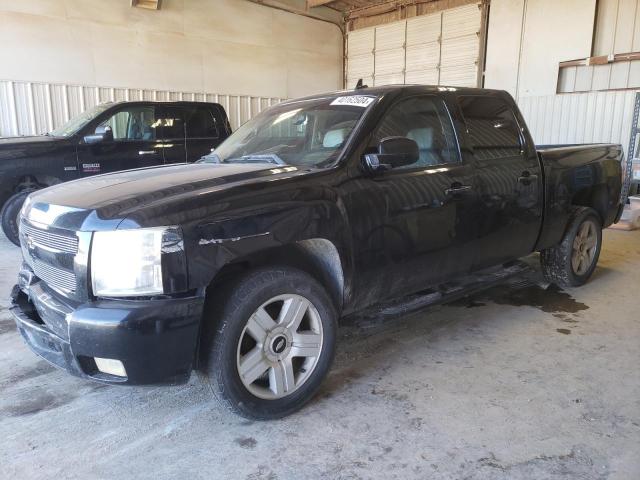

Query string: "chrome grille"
[31, 258, 77, 292]
[21, 221, 78, 254]
[20, 220, 78, 294]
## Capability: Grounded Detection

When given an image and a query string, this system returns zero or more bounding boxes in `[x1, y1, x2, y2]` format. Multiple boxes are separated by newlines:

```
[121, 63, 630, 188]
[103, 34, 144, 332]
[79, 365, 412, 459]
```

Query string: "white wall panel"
[0, 80, 284, 137]
[0, 0, 342, 101]
[405, 70, 440, 85]
[375, 22, 405, 50]
[374, 22, 406, 83]
[406, 14, 441, 85]
[485, 0, 597, 98]
[517, 0, 597, 98]
[440, 35, 479, 68]
[346, 29, 375, 88]
[374, 48, 405, 77]
[406, 14, 441, 45]
[595, 0, 640, 55]
[406, 43, 440, 72]
[440, 4, 481, 87]
[373, 73, 406, 86]
[440, 64, 478, 87]
[518, 90, 638, 156]
[442, 4, 481, 39]
[347, 3, 481, 89]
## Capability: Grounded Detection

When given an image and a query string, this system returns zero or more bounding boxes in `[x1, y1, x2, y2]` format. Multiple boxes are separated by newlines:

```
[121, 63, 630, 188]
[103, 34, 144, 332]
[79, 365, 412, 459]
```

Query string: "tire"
[200, 266, 337, 420]
[1, 191, 32, 247]
[540, 206, 603, 287]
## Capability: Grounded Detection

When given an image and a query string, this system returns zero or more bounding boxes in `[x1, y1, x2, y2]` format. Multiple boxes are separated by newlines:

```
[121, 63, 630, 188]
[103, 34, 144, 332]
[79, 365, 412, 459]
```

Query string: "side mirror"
[84, 125, 113, 144]
[362, 136, 419, 172]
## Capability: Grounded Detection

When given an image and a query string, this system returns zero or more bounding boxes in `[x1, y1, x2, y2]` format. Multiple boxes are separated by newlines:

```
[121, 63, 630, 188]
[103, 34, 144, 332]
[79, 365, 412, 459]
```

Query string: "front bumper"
[10, 280, 205, 385]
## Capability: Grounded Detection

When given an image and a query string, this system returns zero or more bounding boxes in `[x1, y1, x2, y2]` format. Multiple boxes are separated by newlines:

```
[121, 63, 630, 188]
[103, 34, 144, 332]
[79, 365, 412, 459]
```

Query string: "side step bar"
[348, 260, 543, 326]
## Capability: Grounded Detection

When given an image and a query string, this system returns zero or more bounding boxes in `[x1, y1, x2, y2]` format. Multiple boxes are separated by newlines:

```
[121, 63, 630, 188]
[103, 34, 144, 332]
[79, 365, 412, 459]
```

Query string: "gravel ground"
[0, 229, 639, 480]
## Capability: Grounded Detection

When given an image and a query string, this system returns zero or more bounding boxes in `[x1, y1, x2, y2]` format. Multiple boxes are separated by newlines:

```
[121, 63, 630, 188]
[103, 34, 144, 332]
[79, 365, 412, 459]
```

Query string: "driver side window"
[374, 96, 460, 168]
[100, 106, 156, 141]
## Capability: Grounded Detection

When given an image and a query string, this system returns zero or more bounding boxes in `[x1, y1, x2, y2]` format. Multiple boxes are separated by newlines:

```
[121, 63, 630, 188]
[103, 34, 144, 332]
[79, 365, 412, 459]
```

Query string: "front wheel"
[540, 206, 602, 287]
[1, 191, 32, 246]
[201, 267, 337, 419]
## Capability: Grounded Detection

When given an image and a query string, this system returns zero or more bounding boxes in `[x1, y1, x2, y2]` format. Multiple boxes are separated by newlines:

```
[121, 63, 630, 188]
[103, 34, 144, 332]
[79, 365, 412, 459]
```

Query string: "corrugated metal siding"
[405, 14, 441, 85]
[439, 4, 481, 87]
[0, 80, 284, 137]
[373, 22, 406, 86]
[518, 90, 638, 155]
[346, 2, 481, 89]
[346, 29, 375, 89]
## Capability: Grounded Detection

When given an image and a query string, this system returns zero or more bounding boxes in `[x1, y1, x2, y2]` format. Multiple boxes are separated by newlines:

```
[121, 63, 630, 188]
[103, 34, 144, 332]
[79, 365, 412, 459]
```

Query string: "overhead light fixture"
[131, 0, 161, 10]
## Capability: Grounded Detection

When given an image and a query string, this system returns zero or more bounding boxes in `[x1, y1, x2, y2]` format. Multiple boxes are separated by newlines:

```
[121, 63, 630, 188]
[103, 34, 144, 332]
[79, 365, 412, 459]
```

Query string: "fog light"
[94, 357, 127, 377]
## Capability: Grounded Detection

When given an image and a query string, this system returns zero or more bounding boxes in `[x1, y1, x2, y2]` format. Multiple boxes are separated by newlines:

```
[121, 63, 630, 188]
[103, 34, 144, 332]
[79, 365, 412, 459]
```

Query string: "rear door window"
[156, 107, 185, 140]
[458, 96, 522, 160]
[184, 106, 219, 139]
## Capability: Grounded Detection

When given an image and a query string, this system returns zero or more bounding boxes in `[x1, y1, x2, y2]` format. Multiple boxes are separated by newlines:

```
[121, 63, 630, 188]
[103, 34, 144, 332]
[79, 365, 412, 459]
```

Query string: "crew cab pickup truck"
[0, 101, 231, 246]
[10, 85, 623, 419]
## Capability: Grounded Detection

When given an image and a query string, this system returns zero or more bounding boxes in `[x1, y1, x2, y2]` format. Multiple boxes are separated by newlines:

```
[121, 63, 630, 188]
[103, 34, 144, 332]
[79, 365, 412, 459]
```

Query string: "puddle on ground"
[451, 283, 589, 314]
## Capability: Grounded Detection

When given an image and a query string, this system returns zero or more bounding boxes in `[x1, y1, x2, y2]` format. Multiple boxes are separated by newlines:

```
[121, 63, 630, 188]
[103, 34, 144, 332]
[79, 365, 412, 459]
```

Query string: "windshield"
[202, 95, 375, 168]
[50, 103, 113, 137]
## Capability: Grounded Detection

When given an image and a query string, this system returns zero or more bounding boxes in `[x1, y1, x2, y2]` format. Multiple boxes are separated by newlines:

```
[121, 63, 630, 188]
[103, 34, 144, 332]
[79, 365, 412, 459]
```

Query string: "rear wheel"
[540, 207, 602, 287]
[1, 191, 32, 246]
[201, 267, 337, 419]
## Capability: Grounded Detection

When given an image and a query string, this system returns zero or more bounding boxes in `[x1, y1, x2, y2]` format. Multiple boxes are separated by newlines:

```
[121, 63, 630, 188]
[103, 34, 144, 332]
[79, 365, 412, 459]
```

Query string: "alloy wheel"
[571, 219, 598, 276]
[236, 294, 324, 399]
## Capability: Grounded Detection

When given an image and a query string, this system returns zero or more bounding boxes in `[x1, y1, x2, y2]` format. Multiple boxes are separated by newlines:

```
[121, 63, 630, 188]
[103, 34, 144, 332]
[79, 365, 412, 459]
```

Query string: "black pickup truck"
[10, 85, 623, 419]
[0, 101, 231, 245]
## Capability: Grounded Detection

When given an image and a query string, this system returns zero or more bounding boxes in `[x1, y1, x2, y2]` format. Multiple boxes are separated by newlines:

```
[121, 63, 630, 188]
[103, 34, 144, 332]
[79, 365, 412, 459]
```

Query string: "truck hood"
[24, 163, 306, 231]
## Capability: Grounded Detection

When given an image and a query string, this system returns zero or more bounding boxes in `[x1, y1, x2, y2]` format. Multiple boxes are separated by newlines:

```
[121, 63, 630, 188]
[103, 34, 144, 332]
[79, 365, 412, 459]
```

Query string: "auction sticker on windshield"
[330, 96, 375, 108]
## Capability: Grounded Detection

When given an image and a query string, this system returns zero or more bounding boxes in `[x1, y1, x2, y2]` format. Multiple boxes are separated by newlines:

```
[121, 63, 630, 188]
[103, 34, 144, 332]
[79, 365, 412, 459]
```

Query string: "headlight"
[91, 227, 170, 297]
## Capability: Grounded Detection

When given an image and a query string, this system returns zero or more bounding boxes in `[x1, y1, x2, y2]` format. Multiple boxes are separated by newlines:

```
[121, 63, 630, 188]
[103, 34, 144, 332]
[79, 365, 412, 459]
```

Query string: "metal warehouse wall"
[484, 0, 597, 99]
[519, 90, 638, 154]
[0, 0, 343, 135]
[0, 79, 283, 137]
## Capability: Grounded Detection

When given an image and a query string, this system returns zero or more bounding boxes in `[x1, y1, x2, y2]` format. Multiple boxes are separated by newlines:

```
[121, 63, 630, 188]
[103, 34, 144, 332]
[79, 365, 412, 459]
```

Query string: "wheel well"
[207, 239, 345, 312]
[0, 174, 61, 208]
[571, 184, 608, 224]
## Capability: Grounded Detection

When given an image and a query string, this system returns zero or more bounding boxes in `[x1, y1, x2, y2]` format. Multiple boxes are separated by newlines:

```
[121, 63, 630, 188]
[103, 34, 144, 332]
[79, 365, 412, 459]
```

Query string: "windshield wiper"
[197, 152, 222, 164]
[225, 154, 287, 166]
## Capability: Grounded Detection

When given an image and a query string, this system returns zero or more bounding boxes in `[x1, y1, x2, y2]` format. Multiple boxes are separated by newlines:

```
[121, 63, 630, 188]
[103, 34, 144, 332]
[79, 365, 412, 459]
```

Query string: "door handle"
[444, 184, 473, 195]
[138, 150, 158, 155]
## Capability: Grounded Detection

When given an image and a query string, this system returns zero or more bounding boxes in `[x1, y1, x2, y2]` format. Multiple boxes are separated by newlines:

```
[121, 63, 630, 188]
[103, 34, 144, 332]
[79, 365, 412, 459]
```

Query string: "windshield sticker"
[330, 96, 375, 108]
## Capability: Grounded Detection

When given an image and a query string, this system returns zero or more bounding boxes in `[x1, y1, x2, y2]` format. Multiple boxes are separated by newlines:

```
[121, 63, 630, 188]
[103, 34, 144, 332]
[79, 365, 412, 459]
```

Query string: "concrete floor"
[1, 229, 639, 480]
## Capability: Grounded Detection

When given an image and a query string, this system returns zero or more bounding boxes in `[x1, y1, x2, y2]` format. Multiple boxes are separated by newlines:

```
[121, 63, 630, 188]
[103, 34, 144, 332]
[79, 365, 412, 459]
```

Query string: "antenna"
[355, 78, 368, 90]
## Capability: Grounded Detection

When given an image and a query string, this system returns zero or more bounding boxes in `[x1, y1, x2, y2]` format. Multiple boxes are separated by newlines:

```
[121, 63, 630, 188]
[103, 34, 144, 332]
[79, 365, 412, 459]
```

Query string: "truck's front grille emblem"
[20, 221, 78, 254]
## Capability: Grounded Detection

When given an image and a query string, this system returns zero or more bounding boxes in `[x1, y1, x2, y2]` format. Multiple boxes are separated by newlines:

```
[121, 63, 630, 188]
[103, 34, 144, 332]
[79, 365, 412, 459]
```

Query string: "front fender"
[185, 199, 353, 295]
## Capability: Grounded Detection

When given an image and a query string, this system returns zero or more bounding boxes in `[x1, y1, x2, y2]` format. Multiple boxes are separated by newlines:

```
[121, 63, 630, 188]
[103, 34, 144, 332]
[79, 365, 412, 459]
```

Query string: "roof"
[278, 84, 505, 105]
[97, 100, 223, 107]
